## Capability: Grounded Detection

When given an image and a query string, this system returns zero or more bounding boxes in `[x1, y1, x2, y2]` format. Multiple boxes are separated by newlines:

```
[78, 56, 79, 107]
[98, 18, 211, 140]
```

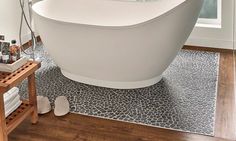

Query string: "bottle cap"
[11, 40, 16, 44]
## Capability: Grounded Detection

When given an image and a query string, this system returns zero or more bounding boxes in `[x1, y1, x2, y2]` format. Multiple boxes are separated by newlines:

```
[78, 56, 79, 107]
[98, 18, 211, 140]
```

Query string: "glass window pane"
[199, 0, 218, 19]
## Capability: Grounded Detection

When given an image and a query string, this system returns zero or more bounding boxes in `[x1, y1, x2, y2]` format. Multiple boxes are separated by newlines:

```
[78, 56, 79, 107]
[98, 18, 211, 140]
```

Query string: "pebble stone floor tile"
[19, 44, 219, 136]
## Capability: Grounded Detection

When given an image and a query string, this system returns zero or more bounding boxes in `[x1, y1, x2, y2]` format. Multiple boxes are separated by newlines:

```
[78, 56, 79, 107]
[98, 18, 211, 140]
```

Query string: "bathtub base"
[61, 70, 163, 89]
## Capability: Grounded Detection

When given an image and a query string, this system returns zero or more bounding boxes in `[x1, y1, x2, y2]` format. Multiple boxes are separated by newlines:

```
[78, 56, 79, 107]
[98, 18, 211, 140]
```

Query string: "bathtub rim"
[61, 69, 163, 89]
[32, 0, 189, 29]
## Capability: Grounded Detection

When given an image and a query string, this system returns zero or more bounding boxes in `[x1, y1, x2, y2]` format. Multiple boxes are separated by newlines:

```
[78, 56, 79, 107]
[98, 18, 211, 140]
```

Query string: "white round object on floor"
[54, 96, 70, 116]
[37, 96, 51, 114]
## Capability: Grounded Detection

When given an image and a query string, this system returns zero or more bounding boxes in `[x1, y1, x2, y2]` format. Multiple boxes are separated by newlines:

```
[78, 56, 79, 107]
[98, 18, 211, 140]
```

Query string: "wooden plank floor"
[215, 51, 236, 140]
[8, 112, 233, 141]
[8, 47, 236, 141]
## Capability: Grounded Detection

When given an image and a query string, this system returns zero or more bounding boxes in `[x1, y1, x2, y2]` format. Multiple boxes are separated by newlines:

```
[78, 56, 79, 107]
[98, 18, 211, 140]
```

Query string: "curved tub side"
[33, 0, 204, 89]
[32, 0, 187, 27]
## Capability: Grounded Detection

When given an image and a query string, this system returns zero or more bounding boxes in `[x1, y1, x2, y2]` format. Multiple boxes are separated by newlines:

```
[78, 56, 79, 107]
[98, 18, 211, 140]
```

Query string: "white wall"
[0, 0, 30, 44]
[186, 0, 234, 49]
[234, 0, 236, 50]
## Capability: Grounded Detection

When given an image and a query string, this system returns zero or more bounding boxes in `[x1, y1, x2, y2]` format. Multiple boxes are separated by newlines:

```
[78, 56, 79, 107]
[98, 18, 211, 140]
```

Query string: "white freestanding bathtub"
[32, 0, 204, 89]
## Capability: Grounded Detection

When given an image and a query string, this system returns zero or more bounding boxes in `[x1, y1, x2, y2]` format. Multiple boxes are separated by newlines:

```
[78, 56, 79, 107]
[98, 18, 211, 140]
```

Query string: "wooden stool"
[0, 61, 41, 141]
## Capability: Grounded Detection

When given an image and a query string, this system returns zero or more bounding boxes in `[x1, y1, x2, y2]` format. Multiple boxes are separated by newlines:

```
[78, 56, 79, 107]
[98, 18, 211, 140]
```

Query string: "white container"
[0, 57, 28, 73]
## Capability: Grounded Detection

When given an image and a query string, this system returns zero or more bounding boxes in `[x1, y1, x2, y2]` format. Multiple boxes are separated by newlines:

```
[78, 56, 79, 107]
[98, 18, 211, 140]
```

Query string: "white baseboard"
[186, 38, 234, 50]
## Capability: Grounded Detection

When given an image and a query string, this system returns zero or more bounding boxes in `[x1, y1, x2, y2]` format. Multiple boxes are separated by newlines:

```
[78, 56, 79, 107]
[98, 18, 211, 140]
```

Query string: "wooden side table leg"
[0, 94, 8, 141]
[28, 73, 38, 124]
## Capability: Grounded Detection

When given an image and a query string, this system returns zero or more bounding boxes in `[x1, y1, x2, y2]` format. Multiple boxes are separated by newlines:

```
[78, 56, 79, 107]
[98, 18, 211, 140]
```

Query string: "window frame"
[196, 0, 222, 28]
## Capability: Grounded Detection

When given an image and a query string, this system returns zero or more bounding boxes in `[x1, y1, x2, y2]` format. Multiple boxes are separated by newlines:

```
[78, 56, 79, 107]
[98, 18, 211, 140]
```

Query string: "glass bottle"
[2, 42, 10, 64]
[10, 40, 20, 63]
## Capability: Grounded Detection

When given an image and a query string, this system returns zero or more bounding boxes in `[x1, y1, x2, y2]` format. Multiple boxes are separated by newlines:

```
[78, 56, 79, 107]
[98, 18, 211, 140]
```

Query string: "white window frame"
[196, 0, 222, 28]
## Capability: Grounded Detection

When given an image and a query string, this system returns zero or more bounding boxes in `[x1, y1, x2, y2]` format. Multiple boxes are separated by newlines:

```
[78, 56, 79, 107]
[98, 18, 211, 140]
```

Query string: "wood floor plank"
[214, 52, 236, 140]
[9, 113, 234, 141]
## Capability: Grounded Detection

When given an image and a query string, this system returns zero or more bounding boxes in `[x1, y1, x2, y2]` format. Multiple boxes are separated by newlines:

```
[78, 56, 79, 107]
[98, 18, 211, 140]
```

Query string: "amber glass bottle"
[10, 40, 21, 63]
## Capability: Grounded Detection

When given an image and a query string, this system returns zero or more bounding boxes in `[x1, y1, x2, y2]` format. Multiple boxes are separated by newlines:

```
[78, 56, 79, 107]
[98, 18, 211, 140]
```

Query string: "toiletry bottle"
[0, 35, 5, 63]
[0, 44, 2, 63]
[14, 40, 21, 60]
[2, 42, 10, 64]
[10, 40, 20, 63]
[0, 43, 3, 63]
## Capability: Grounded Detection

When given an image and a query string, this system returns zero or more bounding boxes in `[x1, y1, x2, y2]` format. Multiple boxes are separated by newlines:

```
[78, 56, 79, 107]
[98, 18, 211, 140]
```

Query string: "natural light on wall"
[197, 0, 221, 28]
